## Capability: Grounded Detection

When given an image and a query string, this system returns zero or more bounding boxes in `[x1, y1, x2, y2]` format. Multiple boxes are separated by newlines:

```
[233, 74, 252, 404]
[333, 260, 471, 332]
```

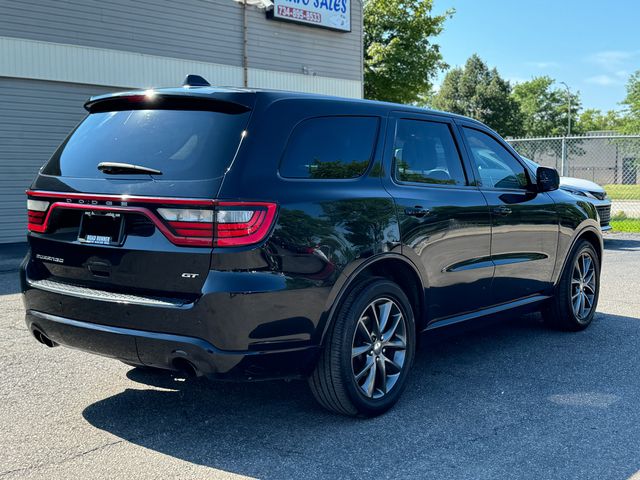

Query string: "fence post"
[560, 137, 567, 176]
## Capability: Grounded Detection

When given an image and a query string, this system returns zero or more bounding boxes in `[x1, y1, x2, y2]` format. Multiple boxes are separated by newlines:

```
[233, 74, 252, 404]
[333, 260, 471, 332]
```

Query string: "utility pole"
[560, 81, 571, 136]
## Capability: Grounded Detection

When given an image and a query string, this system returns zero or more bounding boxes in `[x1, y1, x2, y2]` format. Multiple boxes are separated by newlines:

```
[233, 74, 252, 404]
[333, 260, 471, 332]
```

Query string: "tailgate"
[26, 192, 215, 297]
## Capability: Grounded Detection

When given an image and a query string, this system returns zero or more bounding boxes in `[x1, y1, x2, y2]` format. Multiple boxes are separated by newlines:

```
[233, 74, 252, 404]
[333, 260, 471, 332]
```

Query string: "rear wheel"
[542, 239, 600, 331]
[308, 278, 416, 417]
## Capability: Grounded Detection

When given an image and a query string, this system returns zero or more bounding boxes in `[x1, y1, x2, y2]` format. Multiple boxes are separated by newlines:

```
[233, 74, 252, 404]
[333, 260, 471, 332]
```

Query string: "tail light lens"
[27, 199, 50, 231]
[157, 208, 214, 245]
[215, 202, 277, 247]
[157, 202, 277, 247]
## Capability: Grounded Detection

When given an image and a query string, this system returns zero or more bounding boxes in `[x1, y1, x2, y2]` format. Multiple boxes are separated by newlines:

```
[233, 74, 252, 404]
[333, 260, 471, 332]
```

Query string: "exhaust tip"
[32, 328, 57, 348]
[171, 357, 199, 378]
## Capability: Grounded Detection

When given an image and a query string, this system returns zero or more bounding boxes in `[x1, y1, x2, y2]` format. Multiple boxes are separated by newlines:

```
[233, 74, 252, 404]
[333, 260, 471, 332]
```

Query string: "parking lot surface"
[1, 234, 640, 480]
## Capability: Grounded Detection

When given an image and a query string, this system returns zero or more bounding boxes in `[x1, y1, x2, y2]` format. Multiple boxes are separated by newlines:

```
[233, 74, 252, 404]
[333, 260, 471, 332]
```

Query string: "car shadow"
[82, 311, 640, 479]
[603, 236, 640, 251]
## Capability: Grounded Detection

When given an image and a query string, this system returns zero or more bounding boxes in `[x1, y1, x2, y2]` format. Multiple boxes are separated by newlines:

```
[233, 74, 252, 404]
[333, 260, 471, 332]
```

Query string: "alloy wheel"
[351, 297, 408, 399]
[571, 251, 597, 321]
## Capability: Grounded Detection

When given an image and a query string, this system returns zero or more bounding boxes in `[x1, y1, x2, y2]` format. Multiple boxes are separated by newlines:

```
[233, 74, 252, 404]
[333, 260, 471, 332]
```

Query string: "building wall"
[0, 0, 363, 243]
[0, 78, 121, 243]
[246, 5, 362, 81]
[508, 136, 640, 185]
[0, 0, 244, 66]
[0, 0, 362, 84]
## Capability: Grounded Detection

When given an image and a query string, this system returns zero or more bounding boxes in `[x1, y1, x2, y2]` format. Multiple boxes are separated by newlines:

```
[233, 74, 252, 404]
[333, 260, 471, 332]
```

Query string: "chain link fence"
[507, 134, 640, 223]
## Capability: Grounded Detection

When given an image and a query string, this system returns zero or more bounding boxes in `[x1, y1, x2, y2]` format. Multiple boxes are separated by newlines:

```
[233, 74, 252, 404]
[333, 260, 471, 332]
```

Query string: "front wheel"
[542, 239, 600, 331]
[308, 278, 416, 417]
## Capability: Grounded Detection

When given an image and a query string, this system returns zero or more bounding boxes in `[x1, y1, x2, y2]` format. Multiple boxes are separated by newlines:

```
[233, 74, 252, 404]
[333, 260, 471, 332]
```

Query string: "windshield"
[42, 109, 250, 180]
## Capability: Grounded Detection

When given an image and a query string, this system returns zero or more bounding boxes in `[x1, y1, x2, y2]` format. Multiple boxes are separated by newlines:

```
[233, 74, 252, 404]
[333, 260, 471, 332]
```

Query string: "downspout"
[243, 0, 249, 87]
[358, 0, 364, 99]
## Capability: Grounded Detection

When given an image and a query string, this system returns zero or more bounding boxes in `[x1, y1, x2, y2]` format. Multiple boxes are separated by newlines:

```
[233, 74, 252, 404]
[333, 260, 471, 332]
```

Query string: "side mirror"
[536, 166, 560, 192]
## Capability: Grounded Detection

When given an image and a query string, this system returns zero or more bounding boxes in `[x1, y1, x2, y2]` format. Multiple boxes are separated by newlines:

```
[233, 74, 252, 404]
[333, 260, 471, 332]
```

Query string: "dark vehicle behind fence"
[22, 77, 603, 416]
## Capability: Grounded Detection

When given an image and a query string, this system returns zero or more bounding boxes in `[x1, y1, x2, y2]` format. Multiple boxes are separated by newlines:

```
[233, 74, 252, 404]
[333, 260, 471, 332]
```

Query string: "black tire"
[308, 277, 416, 417]
[542, 239, 600, 331]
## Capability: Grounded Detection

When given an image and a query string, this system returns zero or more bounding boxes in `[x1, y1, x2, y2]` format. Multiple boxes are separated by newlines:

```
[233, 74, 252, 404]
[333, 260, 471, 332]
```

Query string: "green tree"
[432, 54, 523, 137]
[620, 70, 640, 134]
[577, 109, 624, 133]
[511, 76, 581, 137]
[364, 0, 451, 104]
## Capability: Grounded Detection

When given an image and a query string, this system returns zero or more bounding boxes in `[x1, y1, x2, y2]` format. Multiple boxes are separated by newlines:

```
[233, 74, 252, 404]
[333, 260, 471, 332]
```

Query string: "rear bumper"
[21, 247, 327, 380]
[26, 309, 319, 380]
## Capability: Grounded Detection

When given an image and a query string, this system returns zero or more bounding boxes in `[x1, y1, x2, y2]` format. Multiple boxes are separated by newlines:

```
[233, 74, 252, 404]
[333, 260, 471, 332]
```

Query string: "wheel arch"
[578, 228, 604, 260]
[554, 224, 603, 286]
[318, 253, 426, 346]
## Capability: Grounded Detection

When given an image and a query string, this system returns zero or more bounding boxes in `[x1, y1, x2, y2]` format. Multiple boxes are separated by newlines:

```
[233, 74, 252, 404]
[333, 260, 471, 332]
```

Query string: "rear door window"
[279, 116, 379, 179]
[42, 109, 251, 180]
[392, 119, 467, 186]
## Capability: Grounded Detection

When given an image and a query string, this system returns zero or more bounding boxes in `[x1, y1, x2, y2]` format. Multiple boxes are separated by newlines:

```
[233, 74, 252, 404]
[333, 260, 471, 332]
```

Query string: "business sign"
[270, 0, 351, 32]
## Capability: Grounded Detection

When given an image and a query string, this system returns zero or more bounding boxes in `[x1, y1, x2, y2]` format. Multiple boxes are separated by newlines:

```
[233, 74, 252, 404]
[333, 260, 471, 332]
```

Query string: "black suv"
[21, 79, 602, 416]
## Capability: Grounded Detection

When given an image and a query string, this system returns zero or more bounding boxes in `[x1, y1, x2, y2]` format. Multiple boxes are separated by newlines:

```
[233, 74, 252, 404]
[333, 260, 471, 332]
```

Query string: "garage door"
[0, 78, 121, 243]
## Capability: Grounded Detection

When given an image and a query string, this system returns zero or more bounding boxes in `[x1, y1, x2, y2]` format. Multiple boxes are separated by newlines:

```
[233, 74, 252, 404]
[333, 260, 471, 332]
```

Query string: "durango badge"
[35, 254, 64, 264]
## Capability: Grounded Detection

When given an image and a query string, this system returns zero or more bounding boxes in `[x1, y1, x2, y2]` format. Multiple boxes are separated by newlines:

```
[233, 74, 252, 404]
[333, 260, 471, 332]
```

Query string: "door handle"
[405, 206, 430, 218]
[492, 206, 512, 216]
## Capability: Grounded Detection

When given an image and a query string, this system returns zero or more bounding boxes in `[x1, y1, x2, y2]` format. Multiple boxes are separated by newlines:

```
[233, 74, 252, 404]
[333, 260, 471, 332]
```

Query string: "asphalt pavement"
[0, 243, 26, 273]
[1, 233, 640, 479]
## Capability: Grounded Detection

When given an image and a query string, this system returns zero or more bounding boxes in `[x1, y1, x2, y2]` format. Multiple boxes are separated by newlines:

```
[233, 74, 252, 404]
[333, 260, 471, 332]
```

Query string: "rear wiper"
[97, 162, 162, 175]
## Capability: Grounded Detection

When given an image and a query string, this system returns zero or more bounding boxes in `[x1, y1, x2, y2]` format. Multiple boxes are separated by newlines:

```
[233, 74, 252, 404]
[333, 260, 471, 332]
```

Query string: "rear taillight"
[215, 202, 277, 247]
[157, 202, 277, 247]
[27, 199, 50, 231]
[26, 191, 277, 248]
[158, 208, 214, 245]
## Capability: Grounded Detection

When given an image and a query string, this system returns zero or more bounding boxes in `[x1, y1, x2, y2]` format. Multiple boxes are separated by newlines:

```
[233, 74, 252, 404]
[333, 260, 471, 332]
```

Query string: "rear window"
[42, 109, 250, 180]
[279, 116, 379, 179]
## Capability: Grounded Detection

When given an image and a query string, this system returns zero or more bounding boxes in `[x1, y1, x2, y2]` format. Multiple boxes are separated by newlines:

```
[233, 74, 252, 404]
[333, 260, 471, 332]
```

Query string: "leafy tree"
[432, 54, 522, 137]
[511, 76, 581, 137]
[609, 71, 640, 164]
[364, 0, 451, 104]
[577, 109, 624, 133]
[620, 70, 640, 134]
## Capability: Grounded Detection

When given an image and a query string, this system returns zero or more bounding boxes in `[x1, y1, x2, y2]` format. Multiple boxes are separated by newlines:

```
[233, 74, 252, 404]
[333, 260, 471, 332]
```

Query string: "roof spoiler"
[84, 91, 252, 114]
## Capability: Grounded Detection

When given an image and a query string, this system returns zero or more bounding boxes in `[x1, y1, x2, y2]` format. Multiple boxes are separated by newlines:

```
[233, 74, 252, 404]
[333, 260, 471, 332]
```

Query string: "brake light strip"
[26, 191, 278, 248]
[28, 202, 212, 247]
[26, 190, 214, 206]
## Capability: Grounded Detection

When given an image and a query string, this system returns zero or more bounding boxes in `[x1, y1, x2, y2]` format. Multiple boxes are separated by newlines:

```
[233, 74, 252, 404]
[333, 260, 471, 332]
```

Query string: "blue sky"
[431, 0, 639, 112]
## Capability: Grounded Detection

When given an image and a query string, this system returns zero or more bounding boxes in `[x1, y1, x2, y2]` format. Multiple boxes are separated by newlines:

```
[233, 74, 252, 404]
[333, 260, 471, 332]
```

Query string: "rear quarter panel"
[215, 97, 400, 346]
